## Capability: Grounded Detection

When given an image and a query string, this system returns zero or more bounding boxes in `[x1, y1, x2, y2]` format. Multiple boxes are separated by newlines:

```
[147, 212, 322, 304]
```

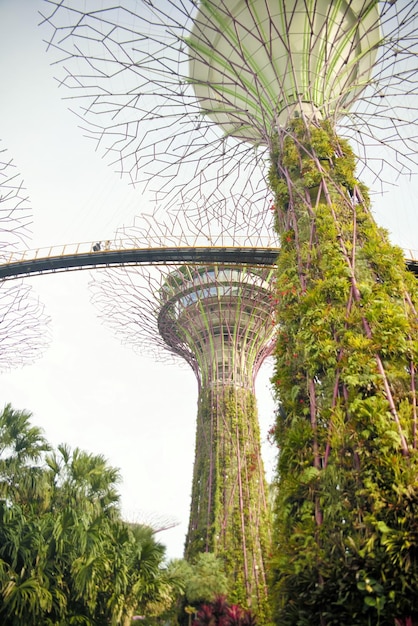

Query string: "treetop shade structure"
[189, 0, 381, 142]
[90, 200, 277, 615]
[41, 1, 418, 201]
[158, 264, 274, 389]
[89, 197, 277, 367]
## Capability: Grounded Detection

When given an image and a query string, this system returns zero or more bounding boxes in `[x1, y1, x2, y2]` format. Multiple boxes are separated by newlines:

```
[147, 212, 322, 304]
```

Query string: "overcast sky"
[1, 0, 418, 560]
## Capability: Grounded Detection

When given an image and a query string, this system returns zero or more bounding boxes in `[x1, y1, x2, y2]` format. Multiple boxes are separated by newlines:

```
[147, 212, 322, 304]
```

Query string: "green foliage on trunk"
[268, 120, 418, 625]
[185, 385, 272, 623]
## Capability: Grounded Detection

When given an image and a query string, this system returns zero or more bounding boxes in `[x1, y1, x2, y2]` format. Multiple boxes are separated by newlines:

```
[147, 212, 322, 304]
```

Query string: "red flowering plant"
[193, 596, 257, 626]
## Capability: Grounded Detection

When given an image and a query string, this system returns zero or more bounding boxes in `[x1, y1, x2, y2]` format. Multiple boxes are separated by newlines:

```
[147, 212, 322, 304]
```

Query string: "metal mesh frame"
[40, 1, 418, 204]
[90, 199, 278, 368]
[0, 146, 50, 371]
[158, 264, 275, 389]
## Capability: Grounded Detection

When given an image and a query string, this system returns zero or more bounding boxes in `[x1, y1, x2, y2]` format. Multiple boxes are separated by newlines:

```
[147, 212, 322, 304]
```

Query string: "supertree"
[41, 2, 418, 623]
[90, 198, 277, 616]
[0, 145, 49, 371]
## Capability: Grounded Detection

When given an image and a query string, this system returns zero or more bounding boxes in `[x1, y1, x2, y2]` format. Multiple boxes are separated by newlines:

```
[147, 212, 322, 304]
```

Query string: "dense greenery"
[0, 403, 180, 625]
[127, 549, 251, 626]
[182, 552, 229, 605]
[185, 385, 271, 622]
[192, 594, 257, 626]
[268, 120, 418, 625]
[164, 552, 229, 626]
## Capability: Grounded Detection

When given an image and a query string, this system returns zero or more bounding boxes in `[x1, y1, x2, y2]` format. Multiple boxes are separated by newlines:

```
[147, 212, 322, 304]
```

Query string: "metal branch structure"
[0, 145, 33, 249]
[40, 1, 418, 621]
[40, 1, 418, 202]
[90, 200, 277, 614]
[0, 146, 50, 371]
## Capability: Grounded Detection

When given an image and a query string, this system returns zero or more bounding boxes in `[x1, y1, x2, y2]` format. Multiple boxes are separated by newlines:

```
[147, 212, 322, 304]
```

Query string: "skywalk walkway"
[0, 241, 281, 280]
[0, 240, 416, 280]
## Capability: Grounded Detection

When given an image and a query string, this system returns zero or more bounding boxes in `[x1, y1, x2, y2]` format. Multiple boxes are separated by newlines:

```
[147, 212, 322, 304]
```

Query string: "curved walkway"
[0, 241, 416, 280]
[0, 243, 281, 280]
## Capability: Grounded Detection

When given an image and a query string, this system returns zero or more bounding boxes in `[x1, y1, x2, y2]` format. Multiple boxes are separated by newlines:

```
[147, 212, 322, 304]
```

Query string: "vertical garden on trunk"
[268, 118, 418, 625]
[185, 384, 271, 621]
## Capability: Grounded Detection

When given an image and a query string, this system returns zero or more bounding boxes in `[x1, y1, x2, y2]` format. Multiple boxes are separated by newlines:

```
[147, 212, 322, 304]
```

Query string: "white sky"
[1, 0, 418, 560]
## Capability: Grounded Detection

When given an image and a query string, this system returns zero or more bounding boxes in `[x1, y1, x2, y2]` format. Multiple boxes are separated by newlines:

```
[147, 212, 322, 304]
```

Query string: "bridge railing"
[405, 249, 418, 263]
[0, 237, 281, 266]
[0, 240, 115, 264]
[0, 240, 417, 267]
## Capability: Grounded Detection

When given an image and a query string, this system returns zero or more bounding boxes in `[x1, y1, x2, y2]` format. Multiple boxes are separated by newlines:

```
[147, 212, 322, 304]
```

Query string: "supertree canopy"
[90, 199, 277, 616]
[42, 1, 418, 623]
[188, 0, 380, 142]
[40, 1, 418, 199]
[0, 146, 49, 371]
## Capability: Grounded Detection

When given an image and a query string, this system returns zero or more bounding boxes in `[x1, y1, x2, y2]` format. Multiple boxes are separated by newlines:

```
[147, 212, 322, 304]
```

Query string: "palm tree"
[44, 444, 123, 622]
[0, 407, 176, 624]
[45, 443, 121, 517]
[106, 522, 169, 625]
[0, 403, 50, 508]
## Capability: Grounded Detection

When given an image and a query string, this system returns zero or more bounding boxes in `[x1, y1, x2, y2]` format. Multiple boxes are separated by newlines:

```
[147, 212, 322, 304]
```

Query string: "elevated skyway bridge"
[0, 240, 417, 280]
[0, 240, 282, 280]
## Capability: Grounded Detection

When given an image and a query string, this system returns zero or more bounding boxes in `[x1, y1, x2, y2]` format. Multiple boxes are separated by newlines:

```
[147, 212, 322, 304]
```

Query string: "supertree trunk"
[269, 119, 418, 624]
[185, 384, 271, 620]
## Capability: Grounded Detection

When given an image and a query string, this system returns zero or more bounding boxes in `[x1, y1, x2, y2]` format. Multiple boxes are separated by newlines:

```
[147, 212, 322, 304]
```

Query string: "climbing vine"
[185, 384, 272, 624]
[268, 119, 418, 625]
